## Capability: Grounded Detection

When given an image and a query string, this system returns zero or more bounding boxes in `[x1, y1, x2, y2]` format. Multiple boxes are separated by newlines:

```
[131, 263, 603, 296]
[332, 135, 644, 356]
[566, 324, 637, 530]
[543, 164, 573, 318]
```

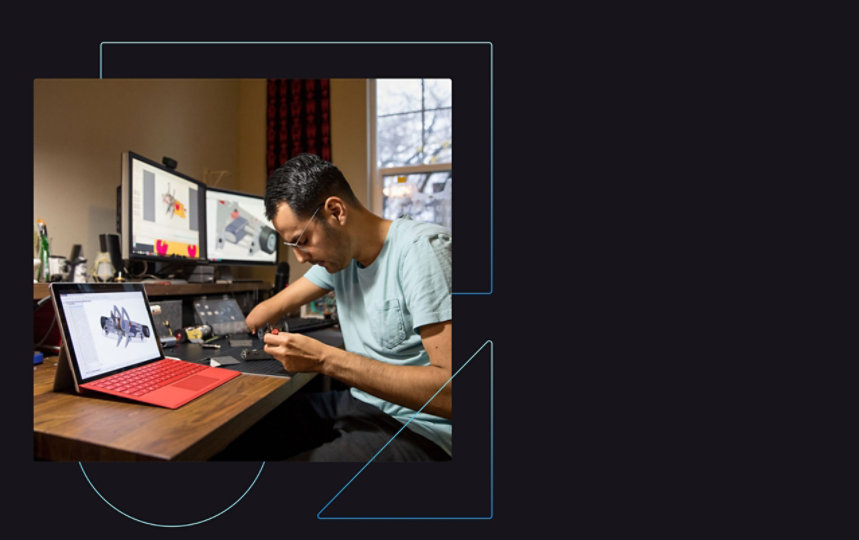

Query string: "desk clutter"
[32, 280, 344, 461]
[33, 280, 340, 390]
[32, 282, 263, 358]
[150, 299, 183, 342]
[192, 296, 248, 336]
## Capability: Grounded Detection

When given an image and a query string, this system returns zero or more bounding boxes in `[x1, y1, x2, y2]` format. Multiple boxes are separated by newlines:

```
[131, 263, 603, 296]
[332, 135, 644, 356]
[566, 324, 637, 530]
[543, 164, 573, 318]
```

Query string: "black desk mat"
[166, 336, 293, 377]
[163, 327, 343, 379]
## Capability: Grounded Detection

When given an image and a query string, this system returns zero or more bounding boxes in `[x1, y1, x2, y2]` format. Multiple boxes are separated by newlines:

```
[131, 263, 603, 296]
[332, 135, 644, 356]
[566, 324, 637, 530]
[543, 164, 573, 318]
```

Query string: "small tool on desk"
[202, 343, 221, 349]
[241, 347, 272, 360]
[208, 355, 241, 367]
[156, 313, 178, 347]
[185, 324, 213, 344]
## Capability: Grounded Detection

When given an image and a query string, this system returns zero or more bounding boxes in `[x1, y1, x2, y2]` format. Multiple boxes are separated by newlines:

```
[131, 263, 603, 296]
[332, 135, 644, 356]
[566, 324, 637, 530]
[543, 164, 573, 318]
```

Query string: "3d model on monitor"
[162, 184, 187, 219]
[100, 305, 151, 347]
[214, 199, 278, 256]
[120, 151, 206, 264]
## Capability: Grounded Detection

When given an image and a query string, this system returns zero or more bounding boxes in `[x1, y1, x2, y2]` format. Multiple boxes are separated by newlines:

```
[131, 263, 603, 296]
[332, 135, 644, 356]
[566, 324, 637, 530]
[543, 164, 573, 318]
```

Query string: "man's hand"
[262, 330, 328, 373]
[261, 320, 452, 419]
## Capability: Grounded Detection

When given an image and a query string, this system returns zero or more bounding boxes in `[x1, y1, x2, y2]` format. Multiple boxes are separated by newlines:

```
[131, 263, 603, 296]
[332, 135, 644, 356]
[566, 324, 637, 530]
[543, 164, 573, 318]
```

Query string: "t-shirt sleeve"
[401, 231, 452, 330]
[303, 264, 335, 291]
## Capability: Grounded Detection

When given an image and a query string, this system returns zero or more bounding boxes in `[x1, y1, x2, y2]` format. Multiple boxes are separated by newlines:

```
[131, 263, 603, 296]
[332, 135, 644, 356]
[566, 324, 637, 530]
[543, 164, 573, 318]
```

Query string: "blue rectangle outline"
[98, 41, 494, 295]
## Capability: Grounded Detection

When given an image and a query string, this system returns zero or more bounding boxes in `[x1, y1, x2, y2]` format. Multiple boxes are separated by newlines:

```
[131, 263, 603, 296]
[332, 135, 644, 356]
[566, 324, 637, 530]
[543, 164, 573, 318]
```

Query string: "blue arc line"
[317, 339, 494, 520]
[78, 461, 266, 528]
[98, 41, 494, 295]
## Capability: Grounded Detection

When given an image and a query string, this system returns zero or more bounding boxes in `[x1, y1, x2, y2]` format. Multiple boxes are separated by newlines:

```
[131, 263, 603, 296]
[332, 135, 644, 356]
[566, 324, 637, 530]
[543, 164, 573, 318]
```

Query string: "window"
[371, 79, 452, 231]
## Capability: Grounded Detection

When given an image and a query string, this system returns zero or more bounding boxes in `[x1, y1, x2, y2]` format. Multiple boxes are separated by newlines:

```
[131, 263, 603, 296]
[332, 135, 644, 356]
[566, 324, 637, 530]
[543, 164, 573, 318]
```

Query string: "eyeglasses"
[282, 204, 322, 253]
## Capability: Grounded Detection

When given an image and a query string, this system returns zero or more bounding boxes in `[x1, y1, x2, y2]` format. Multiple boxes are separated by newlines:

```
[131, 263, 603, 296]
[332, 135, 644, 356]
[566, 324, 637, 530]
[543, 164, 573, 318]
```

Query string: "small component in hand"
[257, 323, 269, 342]
[257, 323, 279, 341]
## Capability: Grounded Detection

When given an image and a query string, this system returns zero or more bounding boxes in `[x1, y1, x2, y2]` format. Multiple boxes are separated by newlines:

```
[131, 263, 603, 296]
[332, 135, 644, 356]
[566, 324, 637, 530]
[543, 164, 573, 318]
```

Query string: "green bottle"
[37, 219, 50, 282]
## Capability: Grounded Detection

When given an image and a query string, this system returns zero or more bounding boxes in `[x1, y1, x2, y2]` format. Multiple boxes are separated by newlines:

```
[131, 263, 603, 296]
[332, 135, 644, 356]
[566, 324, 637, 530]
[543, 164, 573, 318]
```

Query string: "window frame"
[368, 79, 453, 218]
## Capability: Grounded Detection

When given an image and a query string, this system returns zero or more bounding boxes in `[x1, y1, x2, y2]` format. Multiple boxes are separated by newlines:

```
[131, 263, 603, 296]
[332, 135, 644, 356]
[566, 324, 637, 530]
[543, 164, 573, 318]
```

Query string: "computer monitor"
[119, 151, 206, 264]
[204, 186, 279, 266]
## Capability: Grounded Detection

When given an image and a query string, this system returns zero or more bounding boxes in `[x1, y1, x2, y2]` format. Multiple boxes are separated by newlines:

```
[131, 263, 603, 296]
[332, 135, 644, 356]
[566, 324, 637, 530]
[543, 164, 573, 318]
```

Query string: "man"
[225, 153, 452, 461]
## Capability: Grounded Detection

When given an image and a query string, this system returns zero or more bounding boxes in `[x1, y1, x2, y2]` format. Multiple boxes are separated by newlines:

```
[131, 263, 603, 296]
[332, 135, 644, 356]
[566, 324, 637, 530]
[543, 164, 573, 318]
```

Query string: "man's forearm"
[320, 346, 452, 419]
[246, 297, 286, 332]
[246, 277, 331, 332]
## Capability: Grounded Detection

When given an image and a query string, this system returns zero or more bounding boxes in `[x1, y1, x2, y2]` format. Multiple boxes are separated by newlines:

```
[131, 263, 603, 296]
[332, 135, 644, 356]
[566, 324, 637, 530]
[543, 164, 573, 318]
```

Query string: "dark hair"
[264, 153, 359, 221]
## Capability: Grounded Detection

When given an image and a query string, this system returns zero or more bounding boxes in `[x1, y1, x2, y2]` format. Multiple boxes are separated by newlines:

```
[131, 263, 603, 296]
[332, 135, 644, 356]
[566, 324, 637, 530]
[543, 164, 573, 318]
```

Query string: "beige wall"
[33, 78, 368, 286]
[281, 79, 369, 283]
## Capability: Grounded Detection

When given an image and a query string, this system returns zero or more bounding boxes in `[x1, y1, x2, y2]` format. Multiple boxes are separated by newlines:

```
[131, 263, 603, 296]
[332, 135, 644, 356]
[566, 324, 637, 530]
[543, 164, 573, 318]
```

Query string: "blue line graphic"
[98, 41, 494, 295]
[317, 339, 494, 520]
[94, 41, 495, 518]
[78, 462, 266, 528]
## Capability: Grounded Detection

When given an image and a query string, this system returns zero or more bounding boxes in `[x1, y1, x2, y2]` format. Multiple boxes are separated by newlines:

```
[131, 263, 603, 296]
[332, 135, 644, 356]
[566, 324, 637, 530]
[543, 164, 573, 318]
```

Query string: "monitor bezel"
[50, 282, 165, 389]
[121, 151, 208, 264]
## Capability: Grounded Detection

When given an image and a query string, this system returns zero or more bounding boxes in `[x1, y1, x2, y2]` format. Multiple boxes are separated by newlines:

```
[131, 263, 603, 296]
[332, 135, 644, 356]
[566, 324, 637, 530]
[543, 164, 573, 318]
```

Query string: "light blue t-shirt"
[303, 217, 452, 455]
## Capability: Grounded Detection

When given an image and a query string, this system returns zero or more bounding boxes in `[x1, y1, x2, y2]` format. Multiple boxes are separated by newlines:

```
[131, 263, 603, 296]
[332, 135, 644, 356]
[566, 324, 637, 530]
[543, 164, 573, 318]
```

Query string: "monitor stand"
[216, 267, 234, 283]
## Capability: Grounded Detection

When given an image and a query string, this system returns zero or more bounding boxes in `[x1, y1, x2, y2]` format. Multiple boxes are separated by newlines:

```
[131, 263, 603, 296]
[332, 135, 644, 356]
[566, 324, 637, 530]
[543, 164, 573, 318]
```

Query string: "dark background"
[7, 6, 845, 539]
[8, 22, 545, 539]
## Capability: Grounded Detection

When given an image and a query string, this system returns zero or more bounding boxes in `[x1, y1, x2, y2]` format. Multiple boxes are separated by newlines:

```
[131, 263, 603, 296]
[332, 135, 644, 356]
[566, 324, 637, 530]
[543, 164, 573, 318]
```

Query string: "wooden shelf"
[33, 281, 272, 301]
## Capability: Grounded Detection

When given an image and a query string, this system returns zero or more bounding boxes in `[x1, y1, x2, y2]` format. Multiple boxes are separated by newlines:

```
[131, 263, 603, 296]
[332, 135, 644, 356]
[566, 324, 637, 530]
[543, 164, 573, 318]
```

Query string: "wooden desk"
[33, 357, 315, 461]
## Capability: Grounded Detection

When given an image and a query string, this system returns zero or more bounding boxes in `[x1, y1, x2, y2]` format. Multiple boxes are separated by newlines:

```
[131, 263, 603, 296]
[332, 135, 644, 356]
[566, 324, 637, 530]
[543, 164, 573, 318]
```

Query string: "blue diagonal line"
[317, 339, 493, 520]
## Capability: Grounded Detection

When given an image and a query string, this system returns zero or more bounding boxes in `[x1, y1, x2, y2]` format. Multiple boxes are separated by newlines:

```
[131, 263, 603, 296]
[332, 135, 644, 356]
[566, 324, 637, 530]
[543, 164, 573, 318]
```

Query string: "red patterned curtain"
[266, 79, 332, 178]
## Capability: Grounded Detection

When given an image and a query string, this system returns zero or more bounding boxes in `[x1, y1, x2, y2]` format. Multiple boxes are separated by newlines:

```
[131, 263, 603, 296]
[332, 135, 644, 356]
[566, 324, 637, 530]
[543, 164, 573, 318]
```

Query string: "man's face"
[272, 202, 350, 272]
